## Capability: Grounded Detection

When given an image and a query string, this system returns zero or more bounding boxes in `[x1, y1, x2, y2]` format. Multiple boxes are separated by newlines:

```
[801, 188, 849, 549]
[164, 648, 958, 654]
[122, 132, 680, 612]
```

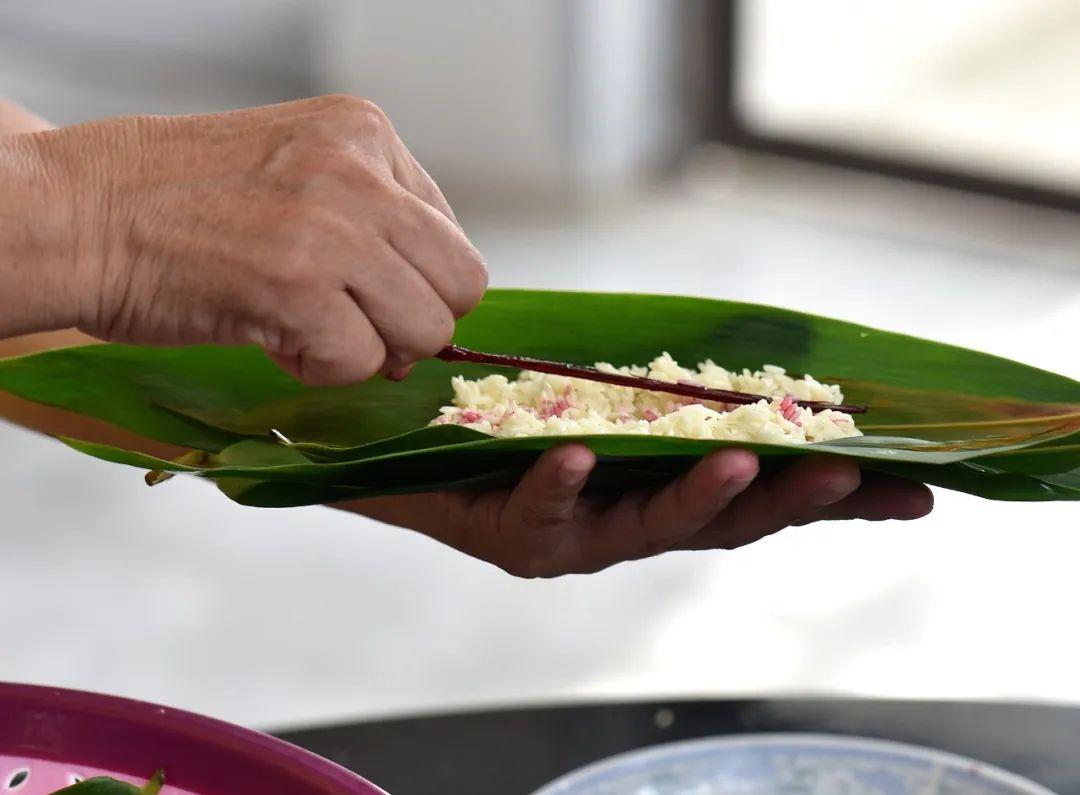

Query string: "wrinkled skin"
[0, 96, 933, 577]
[0, 95, 487, 384]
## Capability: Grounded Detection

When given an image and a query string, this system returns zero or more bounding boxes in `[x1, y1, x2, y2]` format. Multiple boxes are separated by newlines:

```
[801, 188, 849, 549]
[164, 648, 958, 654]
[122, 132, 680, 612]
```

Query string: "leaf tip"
[143, 769, 165, 794]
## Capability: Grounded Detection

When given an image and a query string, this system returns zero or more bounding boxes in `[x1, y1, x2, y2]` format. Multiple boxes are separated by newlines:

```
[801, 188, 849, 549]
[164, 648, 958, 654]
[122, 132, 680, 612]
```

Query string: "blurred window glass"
[730, 0, 1080, 197]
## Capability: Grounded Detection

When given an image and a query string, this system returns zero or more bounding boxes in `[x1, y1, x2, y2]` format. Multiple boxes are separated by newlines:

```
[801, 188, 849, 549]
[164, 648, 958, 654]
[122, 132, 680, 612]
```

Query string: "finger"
[385, 363, 416, 382]
[806, 474, 933, 523]
[386, 191, 487, 318]
[346, 241, 456, 374]
[679, 456, 862, 551]
[270, 291, 387, 385]
[633, 449, 759, 552]
[498, 444, 596, 575]
[390, 142, 461, 227]
[566, 449, 759, 572]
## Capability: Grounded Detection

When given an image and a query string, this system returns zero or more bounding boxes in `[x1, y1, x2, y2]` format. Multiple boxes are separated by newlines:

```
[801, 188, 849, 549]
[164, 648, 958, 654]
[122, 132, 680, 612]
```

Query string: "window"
[711, 0, 1080, 211]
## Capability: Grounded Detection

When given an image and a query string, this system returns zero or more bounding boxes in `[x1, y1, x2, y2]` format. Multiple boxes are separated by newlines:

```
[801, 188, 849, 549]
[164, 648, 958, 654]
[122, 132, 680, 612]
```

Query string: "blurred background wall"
[0, 0, 690, 208]
[1, 1, 1078, 730]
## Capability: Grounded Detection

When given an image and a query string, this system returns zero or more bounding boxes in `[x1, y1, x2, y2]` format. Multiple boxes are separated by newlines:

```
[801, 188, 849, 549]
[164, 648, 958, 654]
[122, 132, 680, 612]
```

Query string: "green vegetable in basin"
[0, 290, 1076, 506]
[50, 770, 164, 794]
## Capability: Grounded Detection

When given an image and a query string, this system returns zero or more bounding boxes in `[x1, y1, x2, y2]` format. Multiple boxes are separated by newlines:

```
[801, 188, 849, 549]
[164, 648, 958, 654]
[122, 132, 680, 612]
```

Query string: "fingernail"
[558, 461, 590, 487]
[814, 478, 856, 507]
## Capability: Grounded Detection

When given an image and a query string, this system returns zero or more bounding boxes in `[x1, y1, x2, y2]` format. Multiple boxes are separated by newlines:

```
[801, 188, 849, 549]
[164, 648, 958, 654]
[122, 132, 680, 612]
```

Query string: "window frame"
[703, 0, 1080, 214]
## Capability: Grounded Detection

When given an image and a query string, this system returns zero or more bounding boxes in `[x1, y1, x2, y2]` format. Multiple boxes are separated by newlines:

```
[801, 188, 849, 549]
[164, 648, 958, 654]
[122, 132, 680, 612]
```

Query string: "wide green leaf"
[2, 290, 1078, 505]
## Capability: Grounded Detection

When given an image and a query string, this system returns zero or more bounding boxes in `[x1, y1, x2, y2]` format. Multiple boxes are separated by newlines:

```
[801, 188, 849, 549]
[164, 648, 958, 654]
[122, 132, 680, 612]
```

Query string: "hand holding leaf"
[347, 445, 933, 577]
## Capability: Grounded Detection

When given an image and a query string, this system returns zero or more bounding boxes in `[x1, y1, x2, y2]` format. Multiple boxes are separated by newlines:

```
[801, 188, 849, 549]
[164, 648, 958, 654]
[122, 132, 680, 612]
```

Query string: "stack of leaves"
[0, 290, 1076, 506]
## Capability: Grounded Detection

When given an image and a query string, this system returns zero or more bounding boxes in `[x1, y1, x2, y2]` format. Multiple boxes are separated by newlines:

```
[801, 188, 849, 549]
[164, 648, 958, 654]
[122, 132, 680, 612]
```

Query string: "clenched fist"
[0, 95, 486, 384]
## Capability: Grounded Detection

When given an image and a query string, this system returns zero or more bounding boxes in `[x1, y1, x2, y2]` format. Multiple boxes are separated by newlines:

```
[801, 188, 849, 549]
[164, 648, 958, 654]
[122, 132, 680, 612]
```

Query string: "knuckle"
[317, 145, 367, 175]
[306, 350, 383, 387]
[302, 94, 355, 113]
[385, 180, 419, 212]
[329, 94, 390, 132]
[399, 307, 454, 359]
[456, 251, 488, 313]
[297, 144, 387, 192]
[440, 252, 487, 318]
[352, 156, 394, 189]
[432, 308, 456, 348]
[350, 333, 389, 380]
[289, 311, 387, 386]
[293, 347, 339, 387]
[273, 102, 392, 183]
[352, 351, 385, 382]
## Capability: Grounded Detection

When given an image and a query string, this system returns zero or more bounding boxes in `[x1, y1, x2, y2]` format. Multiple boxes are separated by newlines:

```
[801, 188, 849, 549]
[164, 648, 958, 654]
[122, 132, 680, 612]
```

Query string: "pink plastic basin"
[0, 682, 386, 794]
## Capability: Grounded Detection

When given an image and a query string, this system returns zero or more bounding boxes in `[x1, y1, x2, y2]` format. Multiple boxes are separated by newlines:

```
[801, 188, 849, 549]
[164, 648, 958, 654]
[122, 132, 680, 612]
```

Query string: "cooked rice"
[430, 352, 861, 444]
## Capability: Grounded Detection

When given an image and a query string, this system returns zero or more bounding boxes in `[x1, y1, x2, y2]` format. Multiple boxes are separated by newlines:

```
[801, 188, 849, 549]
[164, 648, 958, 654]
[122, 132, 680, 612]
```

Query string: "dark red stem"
[436, 345, 867, 415]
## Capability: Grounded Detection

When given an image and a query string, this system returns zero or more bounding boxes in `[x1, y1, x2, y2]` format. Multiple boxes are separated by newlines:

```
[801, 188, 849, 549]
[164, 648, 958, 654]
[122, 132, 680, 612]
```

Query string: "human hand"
[344, 447, 933, 577]
[1, 95, 485, 383]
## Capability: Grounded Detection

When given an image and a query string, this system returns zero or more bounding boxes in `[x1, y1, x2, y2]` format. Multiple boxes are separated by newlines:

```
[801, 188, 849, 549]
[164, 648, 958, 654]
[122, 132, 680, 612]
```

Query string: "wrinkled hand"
[3, 95, 485, 384]
[345, 447, 933, 577]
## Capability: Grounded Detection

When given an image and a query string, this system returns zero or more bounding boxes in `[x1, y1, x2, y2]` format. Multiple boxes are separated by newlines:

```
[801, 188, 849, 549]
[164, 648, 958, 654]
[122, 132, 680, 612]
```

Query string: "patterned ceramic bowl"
[0, 682, 384, 794]
[532, 733, 1056, 795]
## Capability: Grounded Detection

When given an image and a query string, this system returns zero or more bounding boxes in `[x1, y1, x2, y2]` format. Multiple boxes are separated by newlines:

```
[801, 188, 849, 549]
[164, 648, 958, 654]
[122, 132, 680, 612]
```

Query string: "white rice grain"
[430, 352, 861, 445]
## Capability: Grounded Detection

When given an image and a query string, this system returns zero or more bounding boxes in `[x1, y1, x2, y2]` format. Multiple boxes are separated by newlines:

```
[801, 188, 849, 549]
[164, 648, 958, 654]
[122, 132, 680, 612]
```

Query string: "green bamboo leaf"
[57, 423, 1080, 506]
[3, 290, 1078, 504]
